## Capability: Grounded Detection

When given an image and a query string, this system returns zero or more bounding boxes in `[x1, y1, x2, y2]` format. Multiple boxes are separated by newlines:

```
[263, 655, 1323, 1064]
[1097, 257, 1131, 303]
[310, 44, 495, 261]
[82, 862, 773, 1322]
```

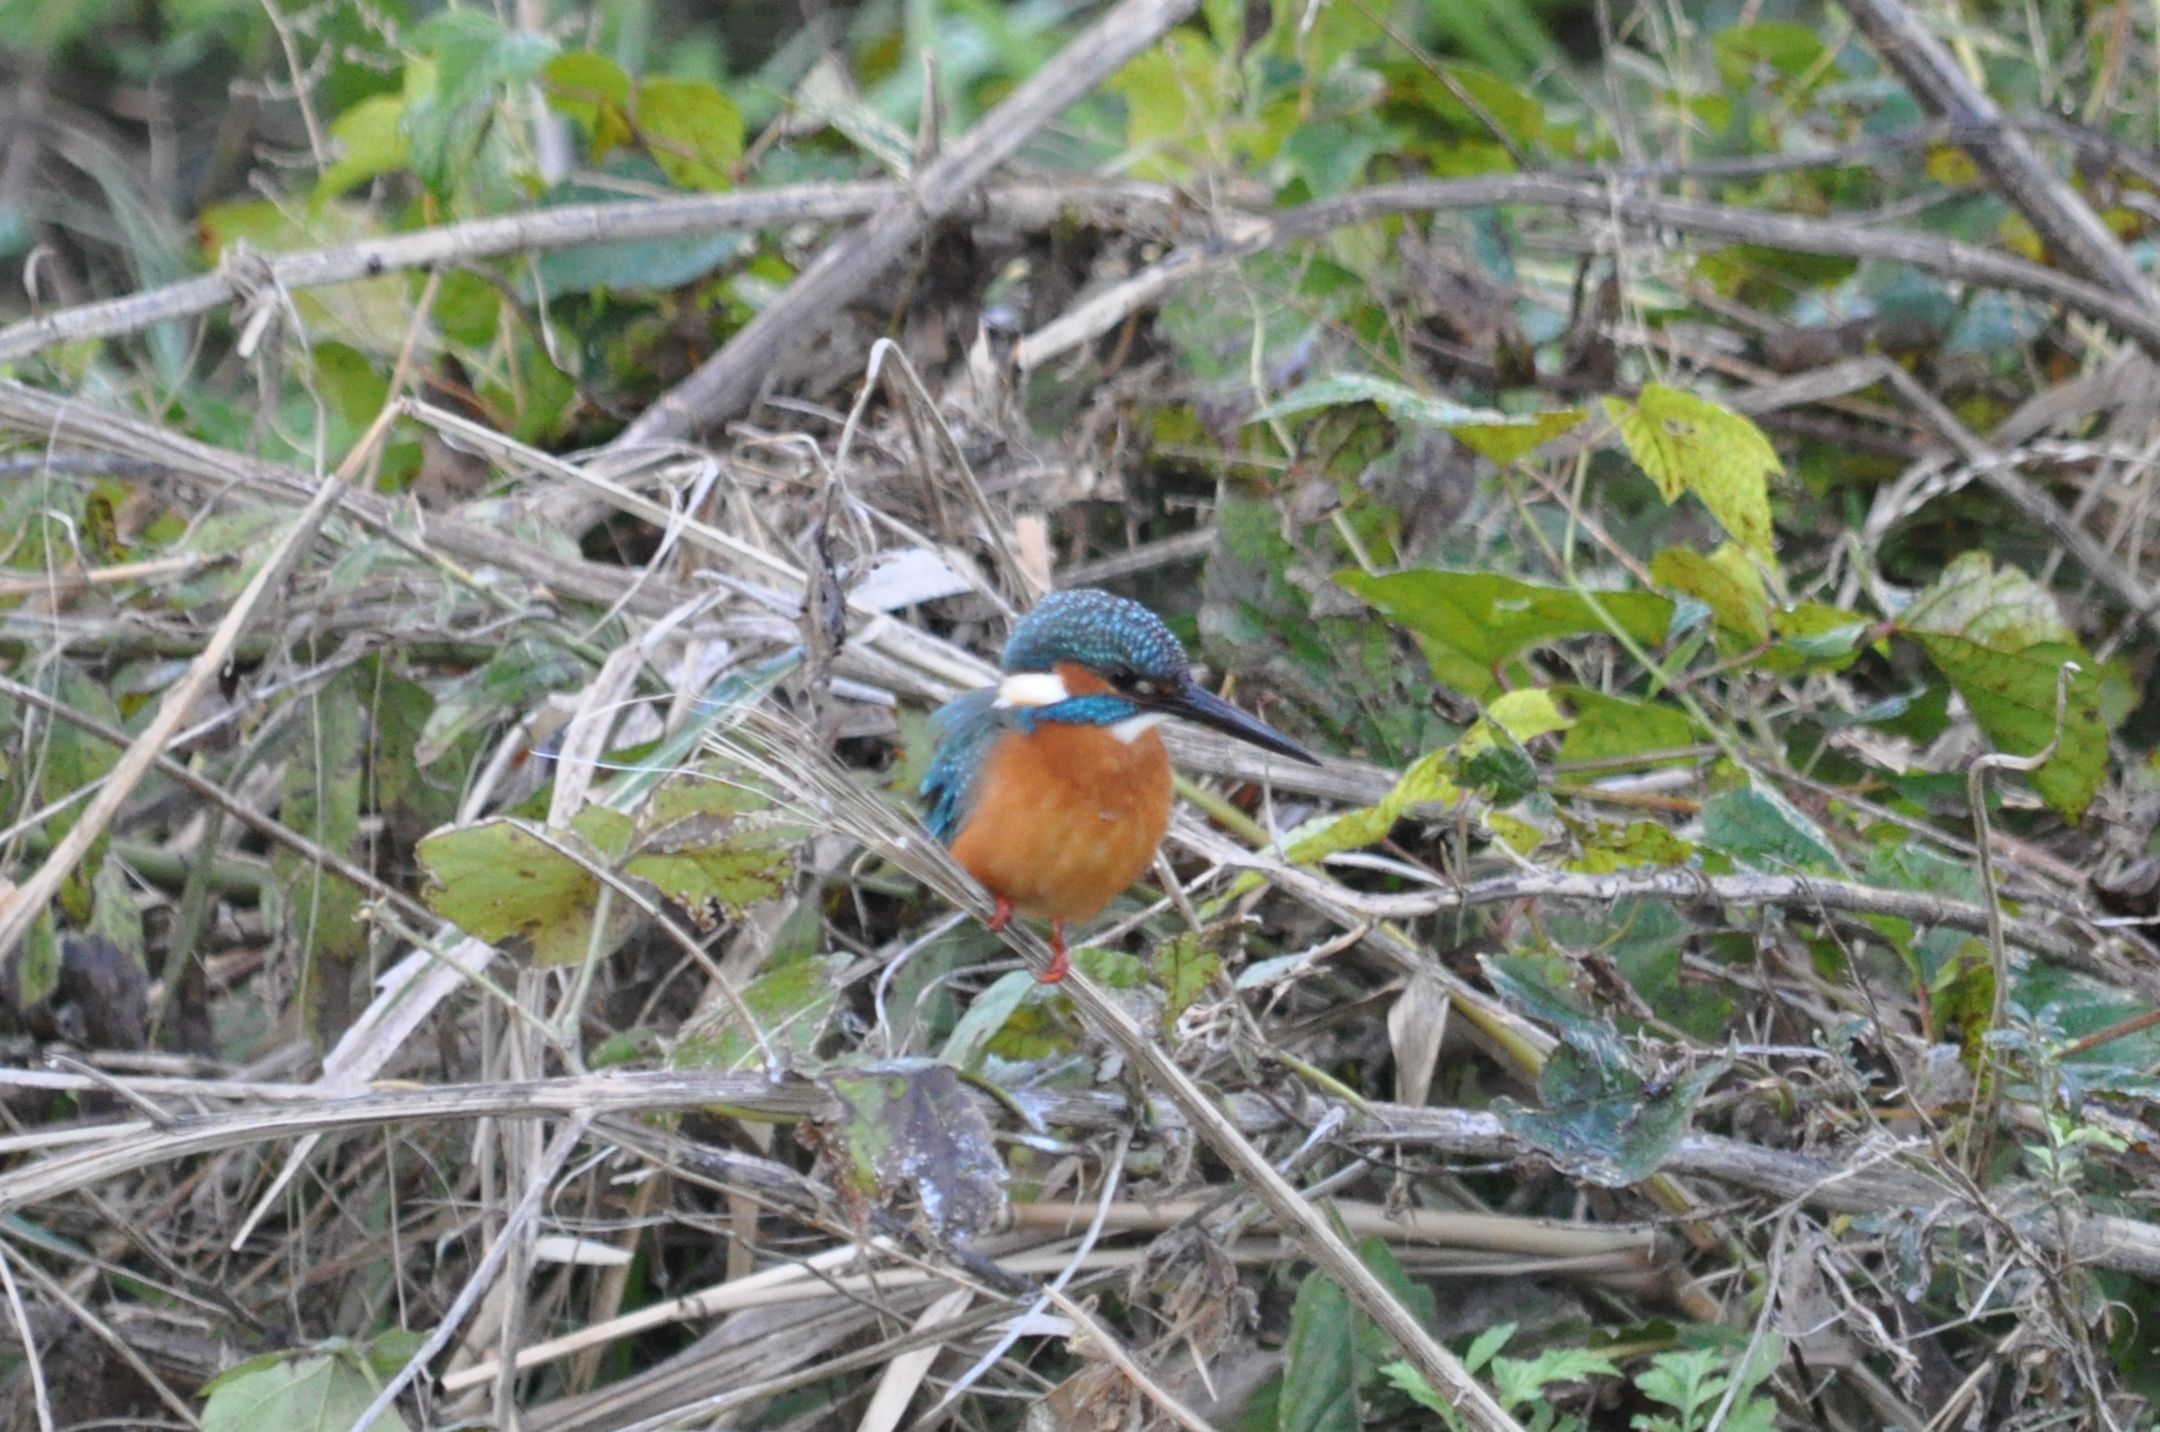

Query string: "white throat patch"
[1109, 712, 1167, 744]
[994, 672, 1071, 709]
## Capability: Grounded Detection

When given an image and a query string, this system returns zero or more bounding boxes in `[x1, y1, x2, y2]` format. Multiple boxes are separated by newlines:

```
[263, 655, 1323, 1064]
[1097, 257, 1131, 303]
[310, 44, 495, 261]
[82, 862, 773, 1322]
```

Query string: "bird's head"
[995, 589, 1319, 765]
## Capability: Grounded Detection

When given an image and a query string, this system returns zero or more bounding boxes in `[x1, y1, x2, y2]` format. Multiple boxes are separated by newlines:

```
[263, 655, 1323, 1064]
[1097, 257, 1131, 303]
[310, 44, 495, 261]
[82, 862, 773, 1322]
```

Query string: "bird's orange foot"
[1039, 919, 1070, 984]
[986, 894, 1015, 933]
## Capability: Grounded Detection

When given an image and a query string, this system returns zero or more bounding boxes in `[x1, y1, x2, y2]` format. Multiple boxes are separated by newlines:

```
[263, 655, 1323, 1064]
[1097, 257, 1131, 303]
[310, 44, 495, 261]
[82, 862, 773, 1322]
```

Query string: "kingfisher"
[922, 588, 1320, 982]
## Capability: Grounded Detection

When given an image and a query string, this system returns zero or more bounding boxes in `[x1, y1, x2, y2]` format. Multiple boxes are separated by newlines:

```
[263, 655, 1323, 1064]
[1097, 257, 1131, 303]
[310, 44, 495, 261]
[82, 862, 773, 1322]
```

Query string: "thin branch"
[1835, 0, 2157, 308]
[610, 0, 1204, 444]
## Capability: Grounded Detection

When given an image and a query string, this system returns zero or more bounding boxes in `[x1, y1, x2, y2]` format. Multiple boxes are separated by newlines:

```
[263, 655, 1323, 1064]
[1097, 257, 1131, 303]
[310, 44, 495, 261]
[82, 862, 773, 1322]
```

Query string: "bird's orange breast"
[947, 719, 1173, 924]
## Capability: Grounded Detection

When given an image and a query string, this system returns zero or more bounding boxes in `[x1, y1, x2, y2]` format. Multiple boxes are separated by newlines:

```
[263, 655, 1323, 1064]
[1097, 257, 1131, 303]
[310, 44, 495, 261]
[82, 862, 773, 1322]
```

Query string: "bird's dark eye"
[1129, 677, 1163, 700]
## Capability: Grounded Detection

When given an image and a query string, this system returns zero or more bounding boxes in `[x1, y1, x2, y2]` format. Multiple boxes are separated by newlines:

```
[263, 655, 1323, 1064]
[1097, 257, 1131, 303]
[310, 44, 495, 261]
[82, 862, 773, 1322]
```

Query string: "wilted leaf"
[813, 1061, 1007, 1243]
[1568, 821, 1696, 874]
[1606, 385, 1781, 569]
[623, 783, 794, 929]
[1486, 954, 1725, 1185]
[1897, 552, 2117, 818]
[417, 816, 638, 966]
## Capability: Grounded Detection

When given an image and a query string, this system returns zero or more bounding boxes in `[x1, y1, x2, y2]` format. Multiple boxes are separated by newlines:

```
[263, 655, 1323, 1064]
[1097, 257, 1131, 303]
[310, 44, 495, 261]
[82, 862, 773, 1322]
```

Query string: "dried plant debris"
[5, 3, 2160, 1430]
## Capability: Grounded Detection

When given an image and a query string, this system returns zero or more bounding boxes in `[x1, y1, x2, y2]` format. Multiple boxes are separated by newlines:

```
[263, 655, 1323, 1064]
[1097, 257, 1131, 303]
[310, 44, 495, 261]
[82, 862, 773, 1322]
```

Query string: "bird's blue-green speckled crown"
[1000, 589, 1186, 682]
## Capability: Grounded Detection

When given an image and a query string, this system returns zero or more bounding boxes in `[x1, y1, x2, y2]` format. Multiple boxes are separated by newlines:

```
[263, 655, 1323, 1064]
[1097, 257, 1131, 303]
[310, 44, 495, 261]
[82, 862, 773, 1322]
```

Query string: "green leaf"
[1250, 372, 1504, 431]
[12, 908, 60, 1009]
[1606, 385, 1781, 569]
[1699, 781, 1844, 875]
[1448, 408, 1587, 464]
[1650, 543, 1769, 645]
[635, 78, 742, 191]
[1897, 552, 2117, 819]
[1456, 719, 1539, 805]
[1567, 821, 1696, 875]
[403, 11, 557, 196]
[940, 968, 1040, 1071]
[416, 817, 638, 967]
[1484, 689, 1573, 742]
[669, 953, 845, 1074]
[415, 635, 587, 767]
[623, 784, 793, 928]
[1341, 569, 1673, 700]
[543, 51, 633, 159]
[1110, 30, 1224, 179]
[1487, 955, 1724, 1186]
[1279, 1269, 1359, 1432]
[315, 94, 409, 205]
[813, 1060, 1008, 1243]
[1285, 748, 1460, 863]
[201, 1349, 409, 1432]
[1552, 688, 1700, 768]
[276, 670, 368, 1034]
[535, 184, 750, 292]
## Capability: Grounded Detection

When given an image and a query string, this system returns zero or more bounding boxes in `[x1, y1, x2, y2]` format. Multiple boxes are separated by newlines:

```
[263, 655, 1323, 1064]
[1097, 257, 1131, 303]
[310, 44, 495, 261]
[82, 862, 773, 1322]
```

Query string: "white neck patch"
[1108, 712, 1167, 744]
[995, 671, 1071, 708]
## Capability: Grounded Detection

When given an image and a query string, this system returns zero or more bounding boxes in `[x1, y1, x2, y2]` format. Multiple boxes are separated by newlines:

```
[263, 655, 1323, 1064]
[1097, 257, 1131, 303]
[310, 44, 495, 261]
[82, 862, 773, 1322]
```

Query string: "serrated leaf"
[1606, 385, 1781, 568]
[1341, 569, 1673, 700]
[1897, 552, 2116, 818]
[813, 1060, 1007, 1243]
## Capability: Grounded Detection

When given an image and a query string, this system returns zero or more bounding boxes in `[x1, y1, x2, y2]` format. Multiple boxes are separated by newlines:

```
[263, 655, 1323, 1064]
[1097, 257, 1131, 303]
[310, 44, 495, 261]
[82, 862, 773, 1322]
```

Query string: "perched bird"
[922, 589, 1319, 981]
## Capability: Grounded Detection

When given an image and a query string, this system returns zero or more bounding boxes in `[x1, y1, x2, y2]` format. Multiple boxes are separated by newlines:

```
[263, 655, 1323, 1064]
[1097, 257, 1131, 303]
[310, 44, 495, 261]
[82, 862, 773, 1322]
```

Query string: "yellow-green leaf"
[1285, 748, 1461, 863]
[635, 78, 742, 191]
[1650, 543, 1770, 645]
[1607, 385, 1781, 568]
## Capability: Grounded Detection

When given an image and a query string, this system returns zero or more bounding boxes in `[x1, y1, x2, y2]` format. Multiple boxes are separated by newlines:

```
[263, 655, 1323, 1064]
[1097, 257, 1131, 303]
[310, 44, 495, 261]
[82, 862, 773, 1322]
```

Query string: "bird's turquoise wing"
[921, 688, 1006, 845]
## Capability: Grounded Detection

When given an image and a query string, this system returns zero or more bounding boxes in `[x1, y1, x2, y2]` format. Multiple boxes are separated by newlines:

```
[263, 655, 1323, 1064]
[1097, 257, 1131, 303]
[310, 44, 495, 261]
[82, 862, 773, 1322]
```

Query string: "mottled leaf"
[813, 1060, 1007, 1243]
[1606, 385, 1781, 568]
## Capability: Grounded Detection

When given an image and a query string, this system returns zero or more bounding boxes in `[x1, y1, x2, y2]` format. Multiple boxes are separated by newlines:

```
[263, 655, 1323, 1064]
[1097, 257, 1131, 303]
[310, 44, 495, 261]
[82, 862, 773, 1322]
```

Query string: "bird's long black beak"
[1160, 679, 1321, 765]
